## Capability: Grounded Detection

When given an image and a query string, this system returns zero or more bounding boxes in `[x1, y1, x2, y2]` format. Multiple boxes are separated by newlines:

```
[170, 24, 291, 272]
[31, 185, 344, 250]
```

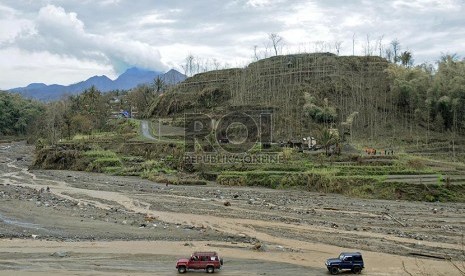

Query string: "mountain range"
[9, 67, 186, 101]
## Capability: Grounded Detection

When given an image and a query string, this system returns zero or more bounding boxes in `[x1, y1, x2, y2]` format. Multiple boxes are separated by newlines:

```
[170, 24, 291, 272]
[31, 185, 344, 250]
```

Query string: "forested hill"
[149, 53, 465, 141]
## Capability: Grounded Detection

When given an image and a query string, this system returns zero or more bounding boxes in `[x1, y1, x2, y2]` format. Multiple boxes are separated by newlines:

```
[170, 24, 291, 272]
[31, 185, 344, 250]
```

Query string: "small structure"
[303, 136, 317, 150]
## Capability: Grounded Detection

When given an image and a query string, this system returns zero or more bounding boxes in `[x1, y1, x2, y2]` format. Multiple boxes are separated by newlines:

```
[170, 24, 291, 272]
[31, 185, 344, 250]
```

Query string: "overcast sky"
[1, 0, 464, 89]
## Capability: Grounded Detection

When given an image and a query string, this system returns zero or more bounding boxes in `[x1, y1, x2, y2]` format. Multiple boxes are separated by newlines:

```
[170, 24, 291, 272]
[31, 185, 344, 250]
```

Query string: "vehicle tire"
[352, 266, 361, 274]
[178, 266, 187, 274]
[206, 266, 214, 273]
[220, 258, 224, 266]
[330, 266, 339, 275]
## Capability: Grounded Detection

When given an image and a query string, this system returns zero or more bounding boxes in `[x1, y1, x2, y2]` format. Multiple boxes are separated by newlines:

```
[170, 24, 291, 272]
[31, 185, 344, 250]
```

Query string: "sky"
[0, 0, 464, 89]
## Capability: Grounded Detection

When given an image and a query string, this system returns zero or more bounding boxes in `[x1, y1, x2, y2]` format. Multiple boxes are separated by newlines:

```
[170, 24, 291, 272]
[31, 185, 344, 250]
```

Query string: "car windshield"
[339, 254, 345, 260]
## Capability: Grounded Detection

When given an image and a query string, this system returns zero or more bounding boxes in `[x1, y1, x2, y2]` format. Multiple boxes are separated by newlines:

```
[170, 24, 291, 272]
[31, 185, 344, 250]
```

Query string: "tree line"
[387, 54, 465, 138]
[0, 92, 44, 137]
[25, 78, 167, 145]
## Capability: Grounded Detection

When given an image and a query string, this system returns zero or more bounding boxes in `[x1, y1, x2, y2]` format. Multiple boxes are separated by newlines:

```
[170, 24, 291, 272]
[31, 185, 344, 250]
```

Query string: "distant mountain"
[160, 69, 188, 85]
[113, 67, 162, 90]
[68, 75, 114, 93]
[9, 67, 187, 101]
[25, 83, 48, 89]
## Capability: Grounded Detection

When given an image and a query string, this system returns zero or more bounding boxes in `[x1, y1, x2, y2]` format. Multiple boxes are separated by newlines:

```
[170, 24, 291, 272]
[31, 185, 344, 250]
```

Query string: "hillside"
[23, 53, 465, 201]
[149, 53, 390, 140]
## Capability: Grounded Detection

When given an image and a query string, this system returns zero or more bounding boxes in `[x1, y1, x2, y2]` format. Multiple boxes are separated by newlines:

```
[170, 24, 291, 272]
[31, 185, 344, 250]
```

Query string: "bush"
[406, 158, 426, 170]
[217, 174, 247, 186]
[87, 157, 121, 172]
[102, 166, 123, 174]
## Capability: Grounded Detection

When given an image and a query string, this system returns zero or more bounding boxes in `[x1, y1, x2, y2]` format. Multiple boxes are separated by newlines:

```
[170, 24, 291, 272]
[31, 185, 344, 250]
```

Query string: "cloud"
[7, 4, 167, 74]
[0, 47, 114, 89]
[1, 0, 465, 88]
[0, 4, 33, 44]
[391, 0, 461, 11]
[138, 13, 177, 26]
[98, 0, 122, 6]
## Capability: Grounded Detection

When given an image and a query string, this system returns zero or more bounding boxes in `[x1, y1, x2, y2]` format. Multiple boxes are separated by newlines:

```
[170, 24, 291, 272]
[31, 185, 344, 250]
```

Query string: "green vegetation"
[4, 51, 459, 203]
[215, 161, 464, 202]
[148, 53, 465, 147]
[82, 150, 121, 172]
[83, 150, 118, 158]
[0, 91, 44, 138]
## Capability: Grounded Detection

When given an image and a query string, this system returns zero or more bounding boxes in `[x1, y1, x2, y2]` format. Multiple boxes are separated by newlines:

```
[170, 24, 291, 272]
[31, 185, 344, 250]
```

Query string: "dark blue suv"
[325, 252, 364, 274]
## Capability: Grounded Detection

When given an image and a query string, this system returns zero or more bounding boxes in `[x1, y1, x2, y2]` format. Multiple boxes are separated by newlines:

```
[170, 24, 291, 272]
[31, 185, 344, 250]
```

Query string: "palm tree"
[153, 76, 166, 93]
[400, 51, 413, 67]
[317, 127, 338, 156]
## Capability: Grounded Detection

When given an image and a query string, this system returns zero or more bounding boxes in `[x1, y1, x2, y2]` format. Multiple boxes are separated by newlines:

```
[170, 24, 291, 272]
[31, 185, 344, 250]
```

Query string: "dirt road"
[141, 120, 157, 140]
[1, 142, 464, 275]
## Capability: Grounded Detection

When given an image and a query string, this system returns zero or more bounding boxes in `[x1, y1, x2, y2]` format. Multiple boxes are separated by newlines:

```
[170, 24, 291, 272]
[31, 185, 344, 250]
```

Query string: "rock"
[252, 242, 266, 251]
[145, 215, 156, 222]
[51, 251, 69, 258]
[224, 201, 231, 206]
[233, 194, 239, 199]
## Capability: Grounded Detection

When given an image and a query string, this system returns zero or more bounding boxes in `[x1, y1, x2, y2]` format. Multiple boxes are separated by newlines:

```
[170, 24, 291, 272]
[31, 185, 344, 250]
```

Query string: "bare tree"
[268, 33, 283, 56]
[253, 45, 260, 61]
[194, 55, 201, 75]
[181, 64, 188, 76]
[352, 33, 356, 56]
[385, 48, 393, 62]
[377, 35, 384, 57]
[391, 39, 401, 63]
[263, 42, 270, 58]
[212, 58, 220, 70]
[184, 54, 195, 76]
[364, 34, 374, 56]
[334, 41, 343, 55]
[314, 41, 325, 52]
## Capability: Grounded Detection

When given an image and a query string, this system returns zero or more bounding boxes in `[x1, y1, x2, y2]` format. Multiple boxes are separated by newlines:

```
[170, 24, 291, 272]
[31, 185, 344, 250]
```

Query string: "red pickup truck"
[176, 251, 223, 273]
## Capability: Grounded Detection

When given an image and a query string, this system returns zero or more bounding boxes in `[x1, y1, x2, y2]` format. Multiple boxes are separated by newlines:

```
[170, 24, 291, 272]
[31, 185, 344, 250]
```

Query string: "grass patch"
[87, 157, 122, 172]
[72, 132, 118, 141]
[102, 166, 123, 174]
[83, 150, 118, 158]
[140, 159, 178, 180]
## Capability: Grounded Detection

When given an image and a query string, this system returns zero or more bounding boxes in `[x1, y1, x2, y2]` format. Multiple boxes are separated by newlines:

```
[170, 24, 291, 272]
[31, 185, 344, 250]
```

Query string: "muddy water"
[0, 213, 45, 230]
